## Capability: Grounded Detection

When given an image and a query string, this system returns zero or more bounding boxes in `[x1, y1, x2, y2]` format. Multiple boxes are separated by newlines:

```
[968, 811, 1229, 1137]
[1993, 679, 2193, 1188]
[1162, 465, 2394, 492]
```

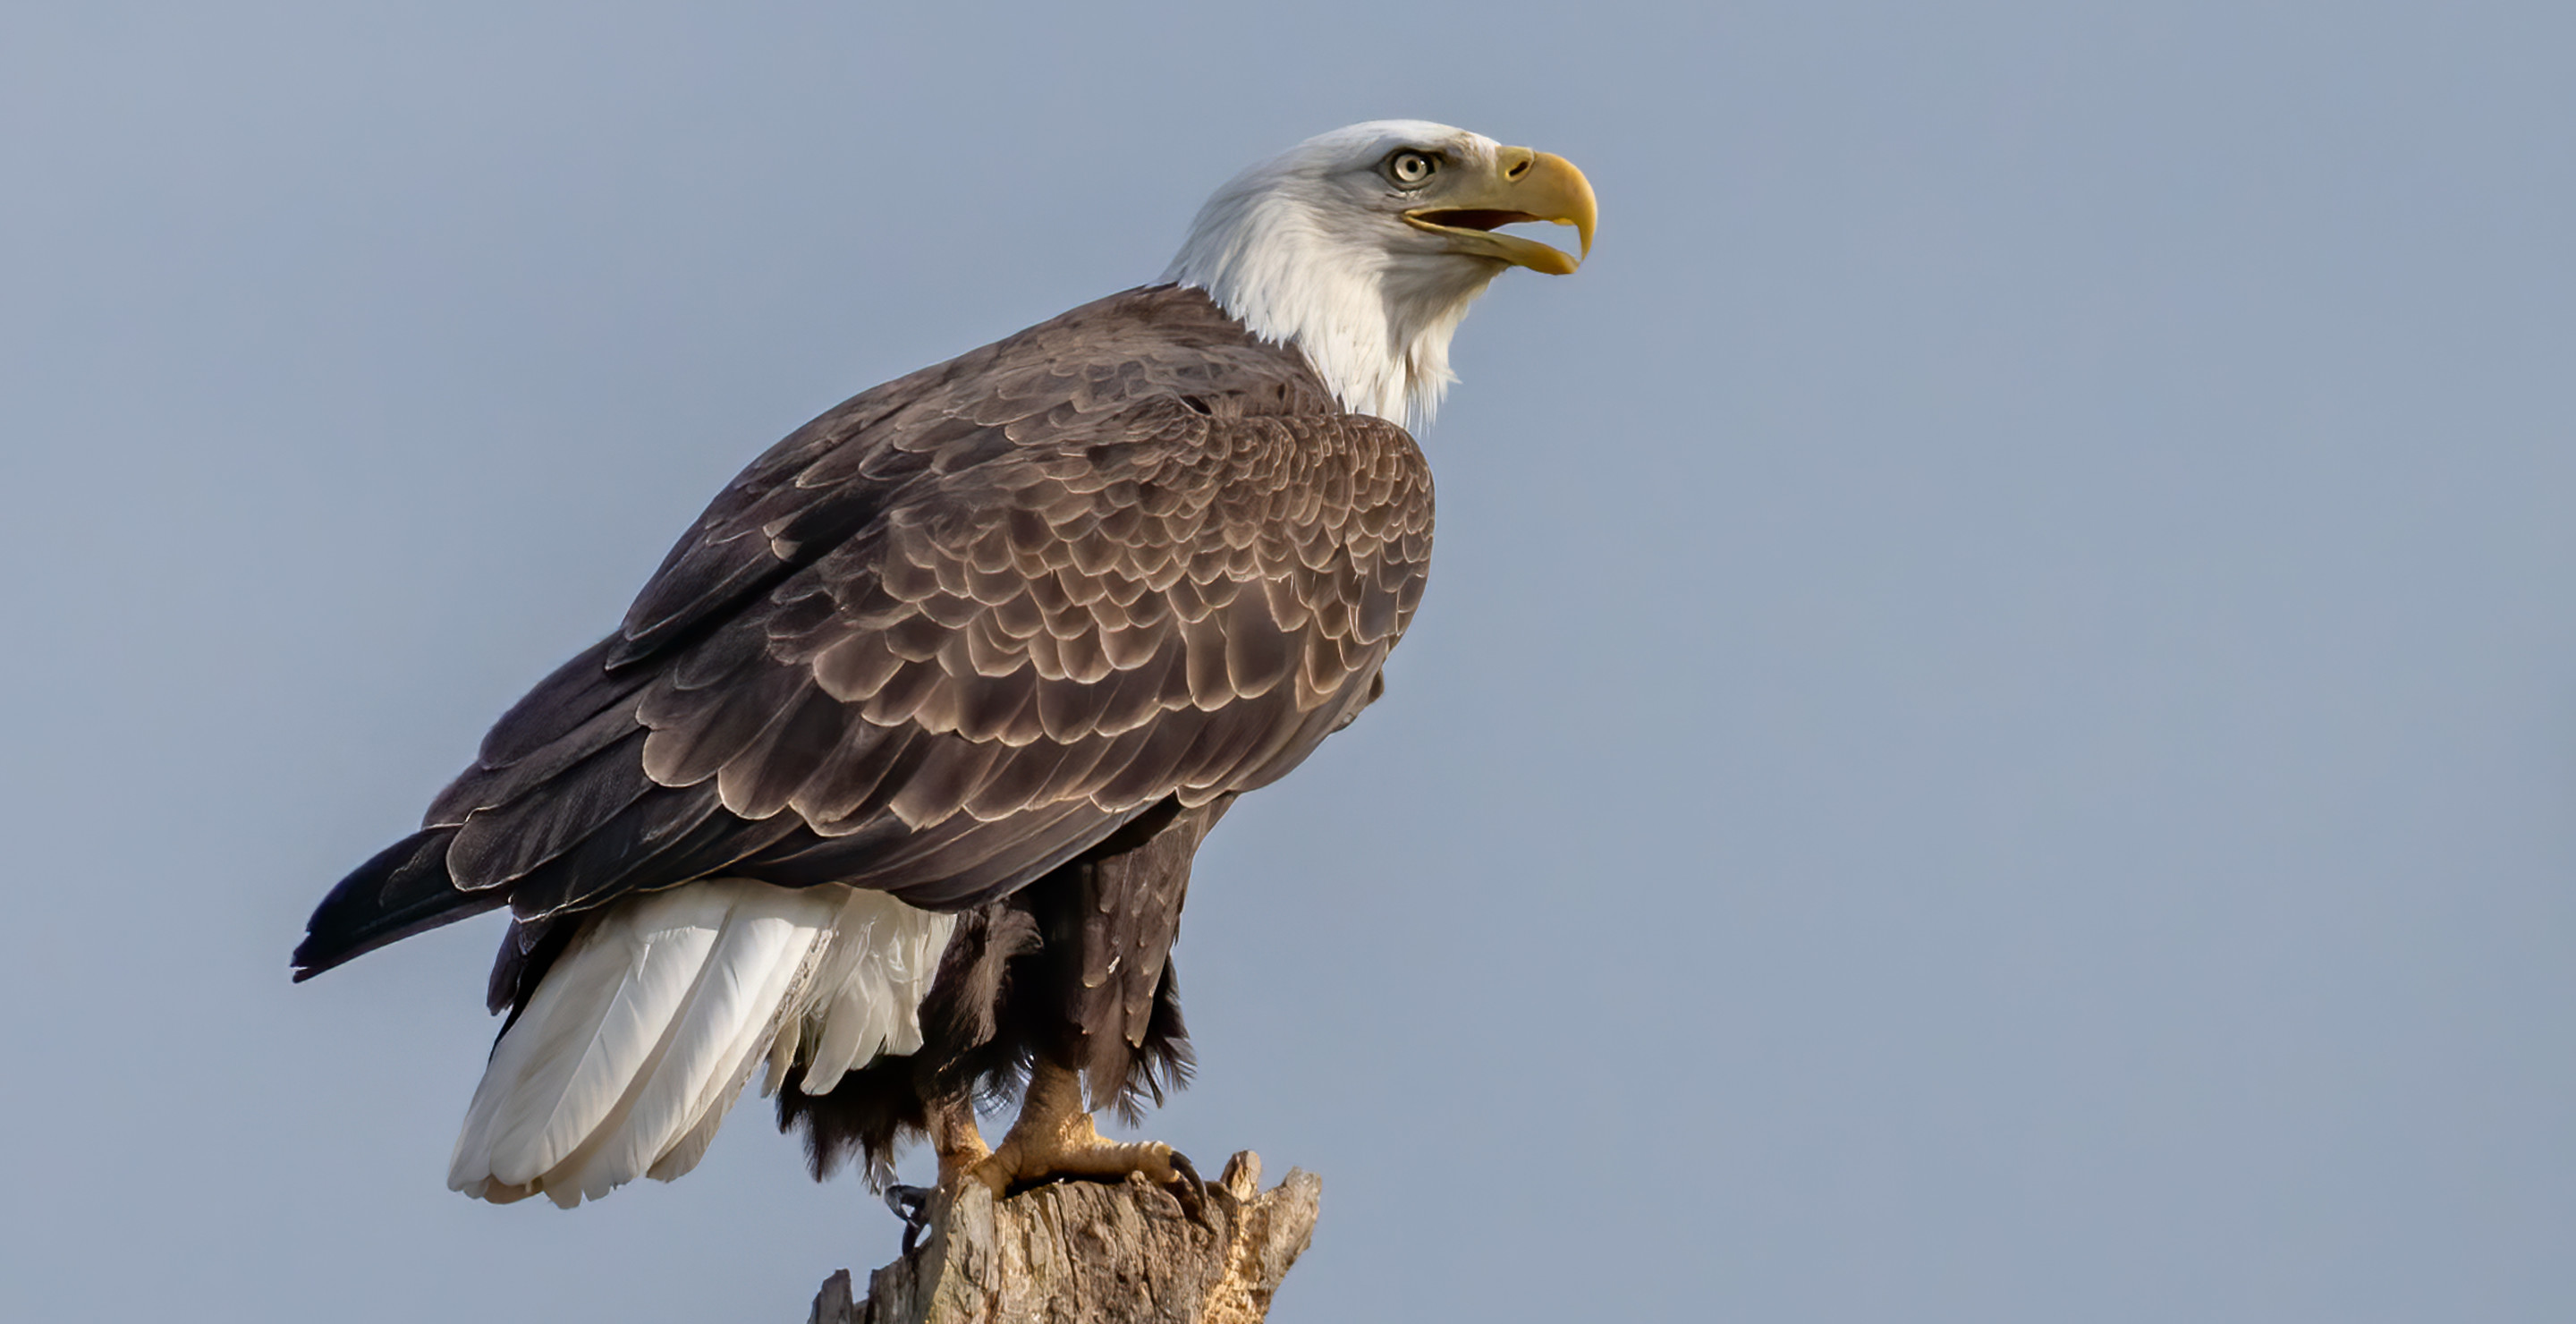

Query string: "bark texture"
[809, 1152, 1318, 1324]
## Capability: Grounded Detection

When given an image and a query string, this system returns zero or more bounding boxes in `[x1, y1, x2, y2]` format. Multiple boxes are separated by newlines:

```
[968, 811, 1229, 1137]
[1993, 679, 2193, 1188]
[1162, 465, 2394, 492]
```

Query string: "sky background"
[5, 3, 2573, 1320]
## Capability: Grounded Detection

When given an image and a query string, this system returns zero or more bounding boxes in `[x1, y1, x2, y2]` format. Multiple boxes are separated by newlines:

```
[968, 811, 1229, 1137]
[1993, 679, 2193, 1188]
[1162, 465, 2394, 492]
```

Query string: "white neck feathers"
[1161, 125, 1509, 429]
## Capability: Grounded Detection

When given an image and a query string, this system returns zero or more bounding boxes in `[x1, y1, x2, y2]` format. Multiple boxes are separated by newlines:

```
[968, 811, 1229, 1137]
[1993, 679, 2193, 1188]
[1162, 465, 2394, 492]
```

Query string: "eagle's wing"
[293, 293, 1431, 980]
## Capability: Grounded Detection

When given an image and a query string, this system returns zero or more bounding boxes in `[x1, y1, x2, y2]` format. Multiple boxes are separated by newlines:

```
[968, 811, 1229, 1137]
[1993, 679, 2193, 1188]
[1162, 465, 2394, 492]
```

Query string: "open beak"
[1402, 148, 1597, 276]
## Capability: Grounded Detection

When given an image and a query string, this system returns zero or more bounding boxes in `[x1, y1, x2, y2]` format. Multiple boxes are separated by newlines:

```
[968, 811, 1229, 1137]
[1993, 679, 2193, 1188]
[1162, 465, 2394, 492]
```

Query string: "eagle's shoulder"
[605, 285, 1348, 671]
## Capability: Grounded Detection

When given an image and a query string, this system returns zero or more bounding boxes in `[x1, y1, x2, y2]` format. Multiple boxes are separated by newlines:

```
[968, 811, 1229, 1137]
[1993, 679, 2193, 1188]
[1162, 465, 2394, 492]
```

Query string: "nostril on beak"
[1506, 160, 1530, 178]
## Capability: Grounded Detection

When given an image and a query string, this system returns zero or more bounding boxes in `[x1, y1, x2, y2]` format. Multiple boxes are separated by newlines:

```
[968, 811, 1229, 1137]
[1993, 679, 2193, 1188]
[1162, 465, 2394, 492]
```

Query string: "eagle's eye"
[1383, 149, 1438, 188]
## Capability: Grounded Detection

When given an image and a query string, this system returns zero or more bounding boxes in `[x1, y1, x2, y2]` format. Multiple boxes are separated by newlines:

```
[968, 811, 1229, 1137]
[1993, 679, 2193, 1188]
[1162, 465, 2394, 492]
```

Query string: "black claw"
[1165, 1150, 1209, 1221]
[885, 1184, 934, 1254]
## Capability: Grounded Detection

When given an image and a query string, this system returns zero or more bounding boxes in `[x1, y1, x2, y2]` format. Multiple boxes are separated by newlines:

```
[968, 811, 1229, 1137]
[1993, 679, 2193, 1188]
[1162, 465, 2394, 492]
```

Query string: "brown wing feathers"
[292, 285, 1430, 980]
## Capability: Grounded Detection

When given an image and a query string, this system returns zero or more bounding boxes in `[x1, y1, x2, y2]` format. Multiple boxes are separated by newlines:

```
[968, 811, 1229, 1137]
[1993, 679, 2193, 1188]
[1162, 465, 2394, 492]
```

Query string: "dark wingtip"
[292, 827, 502, 981]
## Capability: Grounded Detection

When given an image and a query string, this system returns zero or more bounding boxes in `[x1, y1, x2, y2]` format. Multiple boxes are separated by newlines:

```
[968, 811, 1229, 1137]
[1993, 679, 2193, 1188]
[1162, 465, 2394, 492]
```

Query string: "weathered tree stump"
[809, 1152, 1319, 1324]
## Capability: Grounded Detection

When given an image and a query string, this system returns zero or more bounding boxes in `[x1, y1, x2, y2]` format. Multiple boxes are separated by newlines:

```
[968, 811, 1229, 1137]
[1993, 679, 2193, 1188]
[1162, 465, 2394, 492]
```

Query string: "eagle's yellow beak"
[1401, 148, 1597, 276]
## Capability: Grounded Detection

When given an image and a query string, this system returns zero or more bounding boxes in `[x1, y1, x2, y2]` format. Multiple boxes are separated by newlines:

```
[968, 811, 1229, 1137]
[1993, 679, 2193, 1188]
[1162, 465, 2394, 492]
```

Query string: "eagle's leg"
[964, 1060, 1199, 1204]
[928, 1092, 990, 1187]
[882, 1096, 992, 1252]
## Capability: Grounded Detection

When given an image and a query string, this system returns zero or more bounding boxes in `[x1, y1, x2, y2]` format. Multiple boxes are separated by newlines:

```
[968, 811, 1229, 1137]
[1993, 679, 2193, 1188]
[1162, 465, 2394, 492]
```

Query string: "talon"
[884, 1184, 934, 1255]
[885, 1183, 932, 1222]
[1165, 1149, 1208, 1219]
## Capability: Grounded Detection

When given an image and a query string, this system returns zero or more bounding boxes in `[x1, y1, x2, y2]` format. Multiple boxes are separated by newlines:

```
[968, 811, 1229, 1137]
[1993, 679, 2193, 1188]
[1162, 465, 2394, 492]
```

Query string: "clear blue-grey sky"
[5, 3, 2573, 1320]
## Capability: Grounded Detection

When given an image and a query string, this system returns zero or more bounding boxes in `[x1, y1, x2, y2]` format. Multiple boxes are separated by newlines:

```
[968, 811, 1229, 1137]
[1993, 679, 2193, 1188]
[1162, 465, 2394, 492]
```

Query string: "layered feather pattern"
[296, 284, 1436, 1206]
[449, 879, 951, 1208]
[294, 284, 1429, 984]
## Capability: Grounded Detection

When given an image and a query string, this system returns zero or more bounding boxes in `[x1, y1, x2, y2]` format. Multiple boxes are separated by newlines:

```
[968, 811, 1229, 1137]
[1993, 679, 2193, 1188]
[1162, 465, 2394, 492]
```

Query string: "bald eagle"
[293, 121, 1594, 1209]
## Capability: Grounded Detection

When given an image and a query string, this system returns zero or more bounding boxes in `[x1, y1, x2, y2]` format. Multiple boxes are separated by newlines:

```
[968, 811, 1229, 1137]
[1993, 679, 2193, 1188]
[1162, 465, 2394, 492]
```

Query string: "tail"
[447, 879, 953, 1208]
[292, 828, 503, 980]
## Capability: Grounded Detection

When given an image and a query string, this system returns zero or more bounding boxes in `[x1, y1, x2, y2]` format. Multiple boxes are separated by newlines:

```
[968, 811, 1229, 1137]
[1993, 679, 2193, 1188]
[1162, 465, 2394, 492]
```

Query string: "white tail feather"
[448, 880, 954, 1208]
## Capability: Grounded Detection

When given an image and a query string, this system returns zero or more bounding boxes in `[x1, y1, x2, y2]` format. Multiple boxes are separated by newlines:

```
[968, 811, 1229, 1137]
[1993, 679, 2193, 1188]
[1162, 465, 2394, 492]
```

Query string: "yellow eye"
[1385, 150, 1437, 187]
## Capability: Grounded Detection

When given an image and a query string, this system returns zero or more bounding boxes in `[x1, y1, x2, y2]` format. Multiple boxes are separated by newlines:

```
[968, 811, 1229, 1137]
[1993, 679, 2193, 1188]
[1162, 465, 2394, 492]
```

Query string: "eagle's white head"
[1164, 120, 1596, 429]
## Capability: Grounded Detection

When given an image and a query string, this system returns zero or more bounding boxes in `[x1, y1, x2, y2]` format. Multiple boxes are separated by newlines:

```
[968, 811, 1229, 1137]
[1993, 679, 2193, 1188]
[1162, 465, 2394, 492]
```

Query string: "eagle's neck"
[1163, 191, 1500, 429]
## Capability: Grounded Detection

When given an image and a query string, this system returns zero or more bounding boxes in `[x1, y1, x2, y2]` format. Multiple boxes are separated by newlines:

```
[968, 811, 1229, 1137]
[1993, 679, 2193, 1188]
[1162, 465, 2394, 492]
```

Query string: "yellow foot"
[960, 1063, 1203, 1213]
[965, 1116, 1203, 1206]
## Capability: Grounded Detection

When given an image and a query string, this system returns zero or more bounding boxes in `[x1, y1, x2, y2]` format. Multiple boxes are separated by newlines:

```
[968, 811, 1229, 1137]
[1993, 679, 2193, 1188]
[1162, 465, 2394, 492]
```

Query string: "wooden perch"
[809, 1152, 1319, 1324]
